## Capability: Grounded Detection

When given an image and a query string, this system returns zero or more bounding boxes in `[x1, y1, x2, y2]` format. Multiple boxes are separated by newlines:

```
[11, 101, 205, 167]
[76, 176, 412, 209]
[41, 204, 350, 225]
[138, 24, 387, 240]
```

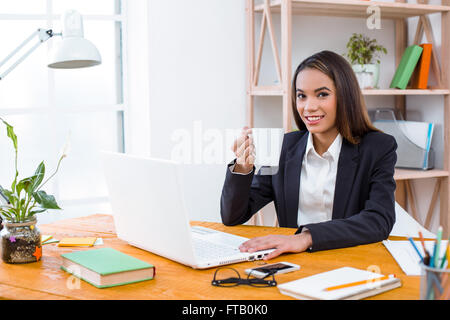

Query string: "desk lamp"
[0, 9, 101, 80]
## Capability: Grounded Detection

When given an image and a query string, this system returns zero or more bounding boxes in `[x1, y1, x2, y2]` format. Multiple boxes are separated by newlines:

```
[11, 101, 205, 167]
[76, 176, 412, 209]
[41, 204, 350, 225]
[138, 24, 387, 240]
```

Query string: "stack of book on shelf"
[390, 43, 432, 90]
[379, 43, 436, 170]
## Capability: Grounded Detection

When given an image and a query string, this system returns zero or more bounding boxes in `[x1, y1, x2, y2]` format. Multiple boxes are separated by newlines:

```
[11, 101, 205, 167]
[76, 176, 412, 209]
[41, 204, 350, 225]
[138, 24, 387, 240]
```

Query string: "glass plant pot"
[352, 63, 380, 89]
[1, 216, 42, 264]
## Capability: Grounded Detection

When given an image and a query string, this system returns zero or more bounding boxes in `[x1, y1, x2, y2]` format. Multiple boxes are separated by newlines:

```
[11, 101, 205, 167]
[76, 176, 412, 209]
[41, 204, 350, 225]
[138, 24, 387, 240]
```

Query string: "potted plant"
[344, 33, 387, 89]
[0, 118, 65, 264]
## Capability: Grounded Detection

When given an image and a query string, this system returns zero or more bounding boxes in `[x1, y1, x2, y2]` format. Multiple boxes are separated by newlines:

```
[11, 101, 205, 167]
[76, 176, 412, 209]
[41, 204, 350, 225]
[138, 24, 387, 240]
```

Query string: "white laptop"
[100, 151, 274, 269]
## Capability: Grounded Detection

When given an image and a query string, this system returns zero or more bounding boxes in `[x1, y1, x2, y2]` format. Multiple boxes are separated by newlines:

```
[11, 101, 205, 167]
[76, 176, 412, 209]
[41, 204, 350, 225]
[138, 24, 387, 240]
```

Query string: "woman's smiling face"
[295, 68, 338, 139]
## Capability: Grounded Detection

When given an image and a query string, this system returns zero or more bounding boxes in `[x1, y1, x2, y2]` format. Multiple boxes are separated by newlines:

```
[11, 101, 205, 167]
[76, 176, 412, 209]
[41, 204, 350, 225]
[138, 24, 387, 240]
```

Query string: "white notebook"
[278, 267, 402, 300]
[382, 240, 448, 276]
[390, 202, 436, 239]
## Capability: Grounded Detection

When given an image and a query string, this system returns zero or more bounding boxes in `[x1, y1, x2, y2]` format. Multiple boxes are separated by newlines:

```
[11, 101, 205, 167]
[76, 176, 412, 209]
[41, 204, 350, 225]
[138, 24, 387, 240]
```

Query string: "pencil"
[439, 242, 449, 269]
[447, 242, 450, 269]
[408, 237, 424, 263]
[439, 240, 450, 300]
[434, 226, 443, 268]
[418, 231, 432, 266]
[418, 231, 427, 251]
[323, 274, 394, 292]
[430, 242, 437, 268]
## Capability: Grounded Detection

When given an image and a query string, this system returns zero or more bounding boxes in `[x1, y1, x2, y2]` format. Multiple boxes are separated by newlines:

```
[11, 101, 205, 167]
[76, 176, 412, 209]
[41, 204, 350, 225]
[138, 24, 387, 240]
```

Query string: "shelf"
[255, 0, 450, 19]
[249, 85, 284, 96]
[362, 88, 450, 96]
[249, 87, 450, 97]
[394, 168, 449, 181]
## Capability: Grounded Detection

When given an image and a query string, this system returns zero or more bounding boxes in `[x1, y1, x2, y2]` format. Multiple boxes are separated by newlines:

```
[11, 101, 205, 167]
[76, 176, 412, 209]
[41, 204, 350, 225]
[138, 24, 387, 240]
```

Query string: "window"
[0, 0, 126, 224]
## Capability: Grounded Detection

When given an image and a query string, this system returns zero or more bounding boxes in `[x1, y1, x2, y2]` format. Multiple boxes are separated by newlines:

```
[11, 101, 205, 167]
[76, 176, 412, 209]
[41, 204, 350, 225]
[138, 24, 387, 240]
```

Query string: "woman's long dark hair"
[291, 50, 379, 144]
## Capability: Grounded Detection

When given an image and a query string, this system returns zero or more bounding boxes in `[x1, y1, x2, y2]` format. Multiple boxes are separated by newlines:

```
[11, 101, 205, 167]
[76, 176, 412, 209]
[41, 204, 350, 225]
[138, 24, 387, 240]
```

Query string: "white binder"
[373, 109, 434, 170]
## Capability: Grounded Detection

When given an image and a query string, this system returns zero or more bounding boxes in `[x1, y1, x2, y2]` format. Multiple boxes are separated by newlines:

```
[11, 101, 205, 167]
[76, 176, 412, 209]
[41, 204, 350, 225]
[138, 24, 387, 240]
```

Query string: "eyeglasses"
[211, 267, 277, 288]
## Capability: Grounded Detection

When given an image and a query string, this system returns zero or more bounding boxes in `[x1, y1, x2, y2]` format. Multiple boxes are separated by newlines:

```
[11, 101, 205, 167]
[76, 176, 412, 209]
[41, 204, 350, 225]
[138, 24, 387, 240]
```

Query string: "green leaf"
[1, 118, 19, 195]
[16, 163, 45, 197]
[7, 127, 17, 150]
[0, 118, 18, 151]
[30, 161, 45, 193]
[29, 208, 48, 215]
[1, 207, 19, 220]
[0, 209, 13, 219]
[345, 33, 387, 65]
[32, 190, 61, 209]
[2, 189, 16, 205]
[11, 180, 16, 194]
[1, 188, 11, 202]
[16, 176, 34, 196]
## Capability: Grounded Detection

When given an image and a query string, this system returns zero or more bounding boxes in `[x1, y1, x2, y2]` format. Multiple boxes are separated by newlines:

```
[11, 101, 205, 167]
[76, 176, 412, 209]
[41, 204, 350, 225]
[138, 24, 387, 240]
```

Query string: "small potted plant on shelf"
[0, 118, 65, 264]
[344, 33, 387, 89]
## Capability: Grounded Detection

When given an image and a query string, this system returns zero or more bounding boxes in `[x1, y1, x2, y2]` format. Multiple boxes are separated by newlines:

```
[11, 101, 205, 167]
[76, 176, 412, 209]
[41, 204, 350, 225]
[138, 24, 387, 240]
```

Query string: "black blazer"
[220, 130, 397, 252]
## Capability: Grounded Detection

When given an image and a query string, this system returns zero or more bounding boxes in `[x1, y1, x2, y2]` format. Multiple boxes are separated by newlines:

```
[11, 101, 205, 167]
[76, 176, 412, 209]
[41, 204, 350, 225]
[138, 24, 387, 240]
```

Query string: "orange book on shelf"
[412, 43, 432, 89]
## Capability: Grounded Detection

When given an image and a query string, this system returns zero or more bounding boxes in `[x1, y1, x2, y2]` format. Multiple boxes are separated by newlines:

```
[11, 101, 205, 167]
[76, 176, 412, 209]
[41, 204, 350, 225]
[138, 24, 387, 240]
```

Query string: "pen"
[418, 231, 427, 249]
[323, 274, 395, 292]
[440, 241, 450, 269]
[408, 237, 424, 263]
[430, 242, 437, 268]
[447, 242, 450, 268]
[418, 231, 431, 266]
[438, 242, 450, 300]
[434, 226, 443, 268]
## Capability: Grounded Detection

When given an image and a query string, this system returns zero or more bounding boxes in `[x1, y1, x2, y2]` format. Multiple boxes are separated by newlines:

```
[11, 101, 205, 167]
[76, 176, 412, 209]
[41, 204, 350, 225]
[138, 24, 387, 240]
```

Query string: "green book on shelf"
[390, 44, 423, 89]
[61, 247, 155, 288]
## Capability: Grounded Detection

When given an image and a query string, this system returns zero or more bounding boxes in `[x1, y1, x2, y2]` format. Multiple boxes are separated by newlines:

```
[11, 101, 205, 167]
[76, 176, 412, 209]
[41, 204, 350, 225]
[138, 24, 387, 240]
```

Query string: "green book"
[61, 247, 155, 288]
[390, 45, 423, 89]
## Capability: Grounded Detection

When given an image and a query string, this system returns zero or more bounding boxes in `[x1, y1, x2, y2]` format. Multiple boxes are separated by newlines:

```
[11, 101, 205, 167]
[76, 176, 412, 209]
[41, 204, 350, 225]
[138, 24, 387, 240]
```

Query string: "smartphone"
[245, 262, 300, 279]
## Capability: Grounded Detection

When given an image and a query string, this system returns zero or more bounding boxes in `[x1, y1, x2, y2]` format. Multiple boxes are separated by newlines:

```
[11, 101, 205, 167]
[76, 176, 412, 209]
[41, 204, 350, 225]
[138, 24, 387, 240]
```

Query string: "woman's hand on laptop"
[239, 231, 313, 260]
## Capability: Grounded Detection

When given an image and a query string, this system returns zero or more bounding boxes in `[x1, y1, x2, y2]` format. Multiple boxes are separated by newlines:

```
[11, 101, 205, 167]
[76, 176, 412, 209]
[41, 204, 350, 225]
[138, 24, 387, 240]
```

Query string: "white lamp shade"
[48, 37, 101, 69]
[48, 10, 101, 69]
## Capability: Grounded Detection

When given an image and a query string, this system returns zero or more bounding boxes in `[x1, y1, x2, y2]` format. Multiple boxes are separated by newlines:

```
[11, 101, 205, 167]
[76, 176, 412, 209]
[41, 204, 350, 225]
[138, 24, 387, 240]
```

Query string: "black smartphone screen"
[253, 263, 293, 274]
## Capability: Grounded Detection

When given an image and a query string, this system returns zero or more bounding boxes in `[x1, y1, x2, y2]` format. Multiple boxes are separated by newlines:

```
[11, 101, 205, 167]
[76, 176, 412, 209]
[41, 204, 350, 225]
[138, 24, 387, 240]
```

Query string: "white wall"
[125, 0, 152, 157]
[145, 0, 246, 222]
[126, 0, 445, 231]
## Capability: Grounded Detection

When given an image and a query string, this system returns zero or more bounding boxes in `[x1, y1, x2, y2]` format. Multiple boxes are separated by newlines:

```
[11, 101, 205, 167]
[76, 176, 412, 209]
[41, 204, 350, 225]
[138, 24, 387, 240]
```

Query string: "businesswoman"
[220, 50, 397, 260]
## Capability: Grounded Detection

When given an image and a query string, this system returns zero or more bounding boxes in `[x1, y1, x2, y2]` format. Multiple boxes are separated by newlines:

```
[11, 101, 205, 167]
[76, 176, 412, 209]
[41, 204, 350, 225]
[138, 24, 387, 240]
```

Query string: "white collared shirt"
[297, 133, 343, 227]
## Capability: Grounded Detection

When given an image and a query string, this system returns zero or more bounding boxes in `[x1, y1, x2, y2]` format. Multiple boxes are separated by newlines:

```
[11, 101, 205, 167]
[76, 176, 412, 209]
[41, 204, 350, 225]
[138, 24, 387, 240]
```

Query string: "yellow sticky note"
[58, 237, 97, 247]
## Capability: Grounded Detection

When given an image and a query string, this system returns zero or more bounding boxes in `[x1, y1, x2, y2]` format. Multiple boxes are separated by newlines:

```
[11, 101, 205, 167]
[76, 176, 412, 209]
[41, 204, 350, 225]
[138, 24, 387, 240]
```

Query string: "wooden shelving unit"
[362, 88, 450, 95]
[254, 0, 450, 18]
[245, 0, 450, 235]
[394, 168, 449, 181]
[249, 87, 450, 96]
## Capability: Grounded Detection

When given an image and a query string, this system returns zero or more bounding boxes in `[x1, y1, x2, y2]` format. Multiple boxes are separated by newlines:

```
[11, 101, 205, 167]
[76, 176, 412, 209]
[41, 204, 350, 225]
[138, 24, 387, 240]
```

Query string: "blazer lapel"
[283, 132, 308, 227]
[332, 139, 360, 219]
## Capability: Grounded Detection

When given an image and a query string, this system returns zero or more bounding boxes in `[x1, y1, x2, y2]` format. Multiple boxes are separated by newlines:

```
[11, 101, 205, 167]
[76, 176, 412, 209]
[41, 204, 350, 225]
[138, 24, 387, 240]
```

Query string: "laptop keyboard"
[193, 237, 241, 260]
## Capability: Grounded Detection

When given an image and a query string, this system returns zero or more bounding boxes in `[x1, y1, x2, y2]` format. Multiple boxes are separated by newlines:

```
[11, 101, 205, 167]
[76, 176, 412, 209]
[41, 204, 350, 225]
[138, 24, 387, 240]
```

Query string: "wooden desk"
[0, 214, 420, 300]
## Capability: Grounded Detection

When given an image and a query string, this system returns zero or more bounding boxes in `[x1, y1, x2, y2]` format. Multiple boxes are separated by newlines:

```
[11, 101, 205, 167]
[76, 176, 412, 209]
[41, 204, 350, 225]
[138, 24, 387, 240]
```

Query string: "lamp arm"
[0, 29, 55, 80]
